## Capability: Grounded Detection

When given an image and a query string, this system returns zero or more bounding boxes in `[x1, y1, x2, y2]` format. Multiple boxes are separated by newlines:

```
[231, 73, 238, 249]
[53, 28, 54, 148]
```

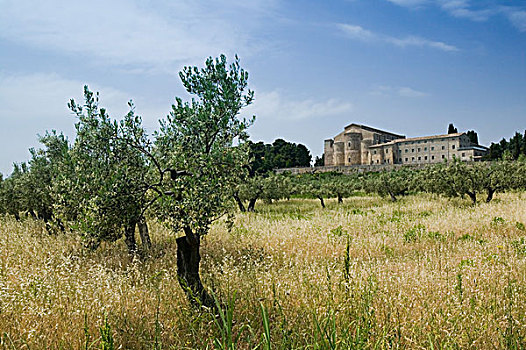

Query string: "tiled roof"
[343, 123, 405, 138]
[369, 133, 465, 148]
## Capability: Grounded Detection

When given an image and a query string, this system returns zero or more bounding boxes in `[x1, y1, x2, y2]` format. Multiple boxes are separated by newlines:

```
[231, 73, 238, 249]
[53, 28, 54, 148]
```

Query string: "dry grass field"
[1, 193, 526, 349]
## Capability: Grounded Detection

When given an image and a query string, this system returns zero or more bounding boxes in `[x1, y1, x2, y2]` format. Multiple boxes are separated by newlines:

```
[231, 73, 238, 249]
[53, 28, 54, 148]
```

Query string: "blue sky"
[0, 0, 525, 175]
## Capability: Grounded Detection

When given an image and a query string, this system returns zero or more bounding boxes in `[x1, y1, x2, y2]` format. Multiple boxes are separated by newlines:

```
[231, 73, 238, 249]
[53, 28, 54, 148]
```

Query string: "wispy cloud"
[386, 0, 526, 30]
[370, 85, 430, 98]
[386, 0, 428, 8]
[338, 24, 459, 52]
[0, 72, 169, 174]
[505, 9, 526, 32]
[440, 0, 493, 21]
[0, 0, 274, 72]
[0, 72, 168, 127]
[244, 90, 353, 122]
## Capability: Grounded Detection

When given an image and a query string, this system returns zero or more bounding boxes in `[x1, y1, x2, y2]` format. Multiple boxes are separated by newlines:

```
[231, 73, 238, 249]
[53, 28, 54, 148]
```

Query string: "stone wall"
[274, 163, 429, 175]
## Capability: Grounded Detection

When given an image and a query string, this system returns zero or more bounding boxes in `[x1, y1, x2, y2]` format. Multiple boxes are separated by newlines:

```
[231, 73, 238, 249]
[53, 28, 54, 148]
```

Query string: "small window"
[412, 149, 415, 153]
[442, 155, 445, 159]
[462, 153, 465, 157]
[431, 147, 435, 151]
[348, 157, 351, 162]
[412, 157, 415, 161]
[405, 149, 408, 153]
[425, 156, 428, 160]
[386, 149, 389, 153]
[431, 155, 435, 160]
[424, 147, 427, 151]
[399, 158, 402, 162]
[418, 156, 421, 161]
[405, 158, 408, 162]
[374, 150, 377, 154]
[418, 148, 421, 152]
[452, 145, 456, 149]
[387, 159, 390, 164]
[376, 160, 379, 164]
[441, 146, 445, 150]
[348, 142, 351, 147]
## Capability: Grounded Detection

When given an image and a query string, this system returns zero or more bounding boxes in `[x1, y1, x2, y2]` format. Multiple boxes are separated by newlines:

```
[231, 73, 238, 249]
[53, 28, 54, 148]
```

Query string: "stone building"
[324, 123, 488, 166]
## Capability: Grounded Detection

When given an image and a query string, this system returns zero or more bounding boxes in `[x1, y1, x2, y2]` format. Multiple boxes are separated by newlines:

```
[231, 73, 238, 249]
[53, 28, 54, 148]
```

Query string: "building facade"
[324, 124, 405, 166]
[324, 124, 488, 166]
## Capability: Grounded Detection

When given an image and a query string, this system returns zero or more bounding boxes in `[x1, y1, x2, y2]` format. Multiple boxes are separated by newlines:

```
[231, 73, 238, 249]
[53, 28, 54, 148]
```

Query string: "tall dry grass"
[1, 193, 525, 349]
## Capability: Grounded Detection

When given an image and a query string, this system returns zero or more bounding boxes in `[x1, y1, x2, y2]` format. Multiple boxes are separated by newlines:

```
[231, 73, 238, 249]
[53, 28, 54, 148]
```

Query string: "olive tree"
[479, 161, 521, 202]
[0, 163, 27, 220]
[293, 173, 332, 208]
[234, 175, 264, 212]
[324, 173, 359, 204]
[234, 173, 292, 212]
[261, 173, 293, 204]
[58, 87, 152, 253]
[151, 55, 254, 307]
[363, 168, 414, 202]
[421, 159, 483, 204]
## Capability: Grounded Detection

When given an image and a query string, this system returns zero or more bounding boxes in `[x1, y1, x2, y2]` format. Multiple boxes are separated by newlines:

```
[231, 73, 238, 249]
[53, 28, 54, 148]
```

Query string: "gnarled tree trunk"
[124, 220, 137, 254]
[247, 197, 257, 212]
[233, 193, 246, 212]
[176, 228, 214, 308]
[318, 196, 325, 208]
[138, 216, 151, 250]
[467, 191, 477, 204]
[486, 188, 496, 203]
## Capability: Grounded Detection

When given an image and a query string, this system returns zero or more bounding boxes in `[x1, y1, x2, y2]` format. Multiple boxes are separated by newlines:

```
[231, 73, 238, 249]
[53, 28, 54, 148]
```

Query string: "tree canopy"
[248, 139, 311, 175]
[485, 130, 526, 161]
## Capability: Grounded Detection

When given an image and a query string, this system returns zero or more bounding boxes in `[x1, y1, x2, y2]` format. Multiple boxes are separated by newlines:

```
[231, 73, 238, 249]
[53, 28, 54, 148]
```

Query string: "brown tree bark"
[138, 216, 151, 250]
[233, 193, 246, 212]
[486, 188, 496, 203]
[318, 196, 325, 208]
[467, 191, 477, 204]
[247, 198, 257, 212]
[176, 229, 214, 308]
[124, 220, 137, 254]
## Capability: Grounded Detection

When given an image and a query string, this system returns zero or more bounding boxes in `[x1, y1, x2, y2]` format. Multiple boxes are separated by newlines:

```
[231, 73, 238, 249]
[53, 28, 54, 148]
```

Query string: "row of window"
[372, 144, 457, 156]
[400, 137, 457, 146]
[400, 154, 446, 162]
[353, 152, 469, 164]
[403, 145, 456, 153]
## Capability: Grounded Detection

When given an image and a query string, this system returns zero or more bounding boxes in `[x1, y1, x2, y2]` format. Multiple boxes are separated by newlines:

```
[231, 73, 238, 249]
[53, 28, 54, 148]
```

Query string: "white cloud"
[337, 24, 377, 42]
[370, 85, 430, 97]
[398, 86, 430, 97]
[386, 0, 526, 30]
[439, 0, 493, 21]
[338, 24, 459, 52]
[386, 0, 429, 7]
[0, 72, 169, 175]
[0, 0, 272, 72]
[506, 10, 526, 32]
[387, 36, 459, 51]
[244, 90, 353, 122]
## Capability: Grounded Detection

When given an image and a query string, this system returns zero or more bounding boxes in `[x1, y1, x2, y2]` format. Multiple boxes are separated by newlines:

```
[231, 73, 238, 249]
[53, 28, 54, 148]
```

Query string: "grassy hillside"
[1, 193, 526, 349]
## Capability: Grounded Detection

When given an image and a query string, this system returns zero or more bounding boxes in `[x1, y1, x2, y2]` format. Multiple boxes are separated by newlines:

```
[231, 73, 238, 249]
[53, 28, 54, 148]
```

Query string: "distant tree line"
[231, 157, 526, 211]
[485, 131, 526, 161]
[248, 139, 311, 175]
